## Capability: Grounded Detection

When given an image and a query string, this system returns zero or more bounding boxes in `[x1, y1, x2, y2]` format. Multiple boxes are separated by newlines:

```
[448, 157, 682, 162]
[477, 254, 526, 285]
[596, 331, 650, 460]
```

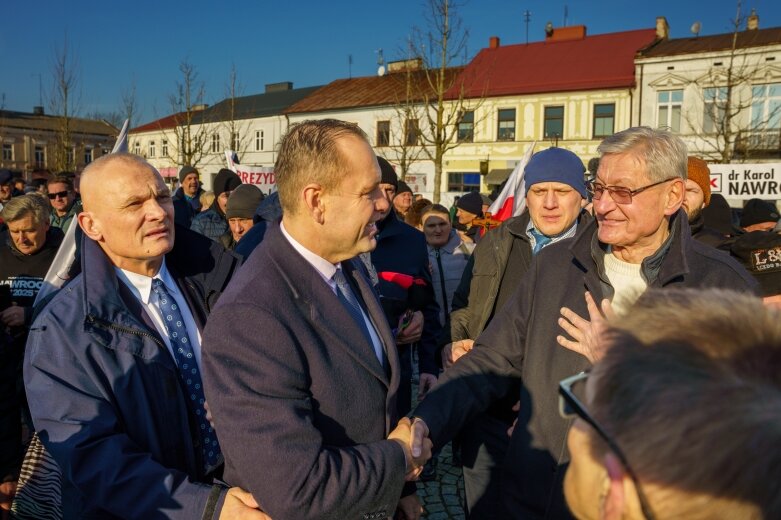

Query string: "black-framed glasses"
[559, 372, 656, 520]
[586, 178, 676, 205]
[48, 190, 69, 200]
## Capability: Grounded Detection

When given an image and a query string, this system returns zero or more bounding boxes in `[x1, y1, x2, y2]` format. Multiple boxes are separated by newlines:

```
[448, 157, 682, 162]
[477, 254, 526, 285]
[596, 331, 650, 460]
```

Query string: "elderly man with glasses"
[408, 127, 757, 519]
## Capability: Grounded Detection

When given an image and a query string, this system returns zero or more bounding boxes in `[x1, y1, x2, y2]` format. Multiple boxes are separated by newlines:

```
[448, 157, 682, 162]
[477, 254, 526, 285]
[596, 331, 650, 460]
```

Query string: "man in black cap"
[740, 198, 780, 233]
[222, 184, 264, 249]
[731, 230, 781, 305]
[455, 191, 484, 244]
[394, 181, 414, 219]
[173, 166, 204, 228]
[191, 169, 241, 242]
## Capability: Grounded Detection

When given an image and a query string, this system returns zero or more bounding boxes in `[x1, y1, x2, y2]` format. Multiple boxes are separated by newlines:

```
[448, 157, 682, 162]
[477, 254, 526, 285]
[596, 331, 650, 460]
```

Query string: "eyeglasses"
[48, 190, 69, 200]
[559, 372, 656, 520]
[586, 178, 676, 205]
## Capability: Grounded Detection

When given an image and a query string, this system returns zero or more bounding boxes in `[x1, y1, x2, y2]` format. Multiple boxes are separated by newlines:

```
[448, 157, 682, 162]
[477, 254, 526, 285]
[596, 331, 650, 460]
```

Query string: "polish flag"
[487, 141, 536, 222]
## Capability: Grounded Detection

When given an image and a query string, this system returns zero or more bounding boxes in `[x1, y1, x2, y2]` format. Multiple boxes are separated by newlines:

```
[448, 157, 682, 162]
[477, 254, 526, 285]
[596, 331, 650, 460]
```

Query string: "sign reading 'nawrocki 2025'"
[709, 163, 781, 200]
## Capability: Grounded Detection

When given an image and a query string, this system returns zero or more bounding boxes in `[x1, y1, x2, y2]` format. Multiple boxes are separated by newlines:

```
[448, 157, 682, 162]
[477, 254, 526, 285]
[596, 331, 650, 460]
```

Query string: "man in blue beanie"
[428, 146, 590, 518]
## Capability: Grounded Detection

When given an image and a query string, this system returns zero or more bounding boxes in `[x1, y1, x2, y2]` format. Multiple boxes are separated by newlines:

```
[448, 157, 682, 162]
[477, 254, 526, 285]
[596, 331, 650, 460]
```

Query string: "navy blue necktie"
[530, 228, 552, 255]
[333, 269, 380, 362]
[151, 279, 222, 473]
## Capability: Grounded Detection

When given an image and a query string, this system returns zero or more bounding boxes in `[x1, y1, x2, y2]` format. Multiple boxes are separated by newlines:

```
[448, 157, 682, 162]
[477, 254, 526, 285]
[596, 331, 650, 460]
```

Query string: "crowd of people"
[0, 122, 778, 520]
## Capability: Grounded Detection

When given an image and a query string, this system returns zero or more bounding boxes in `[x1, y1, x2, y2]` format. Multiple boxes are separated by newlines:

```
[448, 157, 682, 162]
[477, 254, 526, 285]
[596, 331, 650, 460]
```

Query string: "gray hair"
[1, 193, 51, 225]
[597, 127, 688, 183]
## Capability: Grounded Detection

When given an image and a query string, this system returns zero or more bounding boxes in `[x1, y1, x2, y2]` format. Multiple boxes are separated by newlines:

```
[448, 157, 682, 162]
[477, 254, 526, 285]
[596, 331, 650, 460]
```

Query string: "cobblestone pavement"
[411, 374, 466, 519]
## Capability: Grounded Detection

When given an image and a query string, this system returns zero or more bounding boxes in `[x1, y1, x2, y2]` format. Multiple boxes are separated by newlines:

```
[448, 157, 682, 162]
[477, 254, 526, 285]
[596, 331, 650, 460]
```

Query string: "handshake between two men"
[387, 417, 433, 481]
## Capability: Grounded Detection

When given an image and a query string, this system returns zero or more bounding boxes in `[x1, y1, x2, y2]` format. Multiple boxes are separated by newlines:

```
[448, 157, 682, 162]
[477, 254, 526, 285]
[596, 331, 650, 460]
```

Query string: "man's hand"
[417, 373, 437, 401]
[219, 487, 271, 520]
[557, 292, 614, 364]
[0, 304, 24, 328]
[204, 400, 216, 429]
[395, 493, 424, 520]
[396, 311, 423, 345]
[388, 418, 432, 481]
[0, 480, 17, 520]
[442, 339, 474, 369]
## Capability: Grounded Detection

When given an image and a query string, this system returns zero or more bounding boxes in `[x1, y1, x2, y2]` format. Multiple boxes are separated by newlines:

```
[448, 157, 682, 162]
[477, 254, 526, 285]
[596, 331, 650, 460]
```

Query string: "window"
[750, 83, 781, 130]
[703, 87, 728, 134]
[148, 141, 156, 158]
[161, 140, 168, 156]
[2, 143, 12, 161]
[544, 106, 564, 139]
[232, 132, 240, 150]
[657, 90, 683, 132]
[497, 109, 516, 141]
[457, 111, 474, 142]
[84, 147, 93, 164]
[448, 172, 481, 192]
[133, 142, 141, 155]
[255, 130, 264, 151]
[34, 145, 45, 167]
[211, 133, 221, 153]
[405, 119, 420, 146]
[593, 104, 615, 138]
[376, 120, 390, 147]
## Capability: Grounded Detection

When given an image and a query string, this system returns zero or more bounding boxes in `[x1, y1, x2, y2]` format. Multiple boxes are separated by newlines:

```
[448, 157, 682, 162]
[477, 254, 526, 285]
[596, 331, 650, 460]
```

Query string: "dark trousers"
[459, 413, 512, 518]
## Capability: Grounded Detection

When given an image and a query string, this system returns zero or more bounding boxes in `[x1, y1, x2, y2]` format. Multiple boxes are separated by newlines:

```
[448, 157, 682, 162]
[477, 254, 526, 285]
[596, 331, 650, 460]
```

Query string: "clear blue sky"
[2, 0, 779, 126]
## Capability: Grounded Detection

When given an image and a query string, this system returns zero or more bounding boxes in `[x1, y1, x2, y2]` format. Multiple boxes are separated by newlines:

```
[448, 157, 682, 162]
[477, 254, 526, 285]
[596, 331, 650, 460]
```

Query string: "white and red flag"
[487, 141, 536, 222]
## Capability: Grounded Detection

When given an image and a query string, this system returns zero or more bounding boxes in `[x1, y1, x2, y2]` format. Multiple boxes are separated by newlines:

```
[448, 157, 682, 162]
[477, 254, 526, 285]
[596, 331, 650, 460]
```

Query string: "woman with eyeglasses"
[561, 288, 781, 520]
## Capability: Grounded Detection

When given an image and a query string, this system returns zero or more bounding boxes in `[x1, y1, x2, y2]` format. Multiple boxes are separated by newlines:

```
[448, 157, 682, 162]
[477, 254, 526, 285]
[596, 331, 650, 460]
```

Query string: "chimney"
[33, 106, 44, 115]
[656, 17, 670, 40]
[544, 25, 586, 42]
[190, 104, 208, 111]
[489, 36, 500, 49]
[265, 82, 293, 93]
[747, 9, 759, 30]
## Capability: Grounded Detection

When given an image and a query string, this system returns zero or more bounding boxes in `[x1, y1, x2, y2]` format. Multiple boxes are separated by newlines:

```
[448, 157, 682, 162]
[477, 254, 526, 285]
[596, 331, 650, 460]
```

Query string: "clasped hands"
[388, 417, 432, 481]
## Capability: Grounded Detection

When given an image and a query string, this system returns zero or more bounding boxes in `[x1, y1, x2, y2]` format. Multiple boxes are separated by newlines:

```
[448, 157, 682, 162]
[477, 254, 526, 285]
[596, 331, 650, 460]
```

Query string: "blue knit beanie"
[524, 148, 587, 198]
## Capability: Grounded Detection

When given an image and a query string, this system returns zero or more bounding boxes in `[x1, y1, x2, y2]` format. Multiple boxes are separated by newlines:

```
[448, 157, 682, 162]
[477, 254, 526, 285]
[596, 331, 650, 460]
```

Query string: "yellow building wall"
[443, 88, 634, 193]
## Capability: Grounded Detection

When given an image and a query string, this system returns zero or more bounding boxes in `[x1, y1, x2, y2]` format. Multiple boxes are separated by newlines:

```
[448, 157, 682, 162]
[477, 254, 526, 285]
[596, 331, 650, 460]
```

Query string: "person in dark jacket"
[373, 157, 441, 420]
[46, 175, 82, 233]
[233, 191, 282, 261]
[456, 191, 485, 244]
[172, 165, 204, 228]
[441, 147, 590, 518]
[191, 168, 241, 242]
[23, 153, 264, 519]
[683, 156, 727, 249]
[219, 184, 264, 250]
[0, 194, 63, 510]
[409, 127, 757, 520]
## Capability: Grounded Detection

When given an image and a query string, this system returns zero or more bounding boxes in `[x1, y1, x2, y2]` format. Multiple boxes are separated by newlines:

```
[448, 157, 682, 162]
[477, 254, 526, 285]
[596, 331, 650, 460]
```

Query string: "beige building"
[0, 106, 117, 176]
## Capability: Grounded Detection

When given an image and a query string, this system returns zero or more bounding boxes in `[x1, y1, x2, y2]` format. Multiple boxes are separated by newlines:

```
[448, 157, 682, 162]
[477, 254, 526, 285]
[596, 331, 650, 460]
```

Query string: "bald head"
[77, 153, 175, 276]
[80, 153, 162, 212]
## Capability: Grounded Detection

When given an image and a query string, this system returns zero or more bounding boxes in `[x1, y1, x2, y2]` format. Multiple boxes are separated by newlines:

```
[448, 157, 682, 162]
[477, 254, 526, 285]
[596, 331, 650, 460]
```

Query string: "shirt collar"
[279, 221, 337, 283]
[114, 258, 176, 305]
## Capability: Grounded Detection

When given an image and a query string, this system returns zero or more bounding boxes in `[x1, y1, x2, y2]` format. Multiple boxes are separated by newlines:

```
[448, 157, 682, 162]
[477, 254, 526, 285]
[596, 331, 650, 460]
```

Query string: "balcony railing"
[734, 129, 781, 157]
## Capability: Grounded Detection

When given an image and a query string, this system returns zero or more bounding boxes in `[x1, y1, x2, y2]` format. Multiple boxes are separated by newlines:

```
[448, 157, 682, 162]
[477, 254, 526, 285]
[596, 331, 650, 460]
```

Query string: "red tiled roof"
[637, 27, 781, 58]
[284, 67, 464, 114]
[449, 28, 658, 99]
[130, 112, 188, 133]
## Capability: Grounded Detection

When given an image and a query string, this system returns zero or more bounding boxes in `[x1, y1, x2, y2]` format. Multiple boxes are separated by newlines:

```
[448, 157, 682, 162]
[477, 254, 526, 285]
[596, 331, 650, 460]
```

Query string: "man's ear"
[301, 183, 325, 224]
[77, 211, 103, 242]
[602, 452, 627, 520]
[664, 179, 685, 215]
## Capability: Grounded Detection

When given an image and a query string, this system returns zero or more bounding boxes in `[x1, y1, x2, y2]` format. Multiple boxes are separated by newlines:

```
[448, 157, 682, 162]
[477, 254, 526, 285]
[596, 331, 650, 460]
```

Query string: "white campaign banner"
[708, 163, 781, 200]
[224, 150, 276, 193]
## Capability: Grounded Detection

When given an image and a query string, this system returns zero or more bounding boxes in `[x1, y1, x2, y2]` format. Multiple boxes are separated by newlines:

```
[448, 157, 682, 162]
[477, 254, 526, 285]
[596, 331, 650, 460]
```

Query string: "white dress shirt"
[280, 222, 385, 364]
[114, 259, 203, 367]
